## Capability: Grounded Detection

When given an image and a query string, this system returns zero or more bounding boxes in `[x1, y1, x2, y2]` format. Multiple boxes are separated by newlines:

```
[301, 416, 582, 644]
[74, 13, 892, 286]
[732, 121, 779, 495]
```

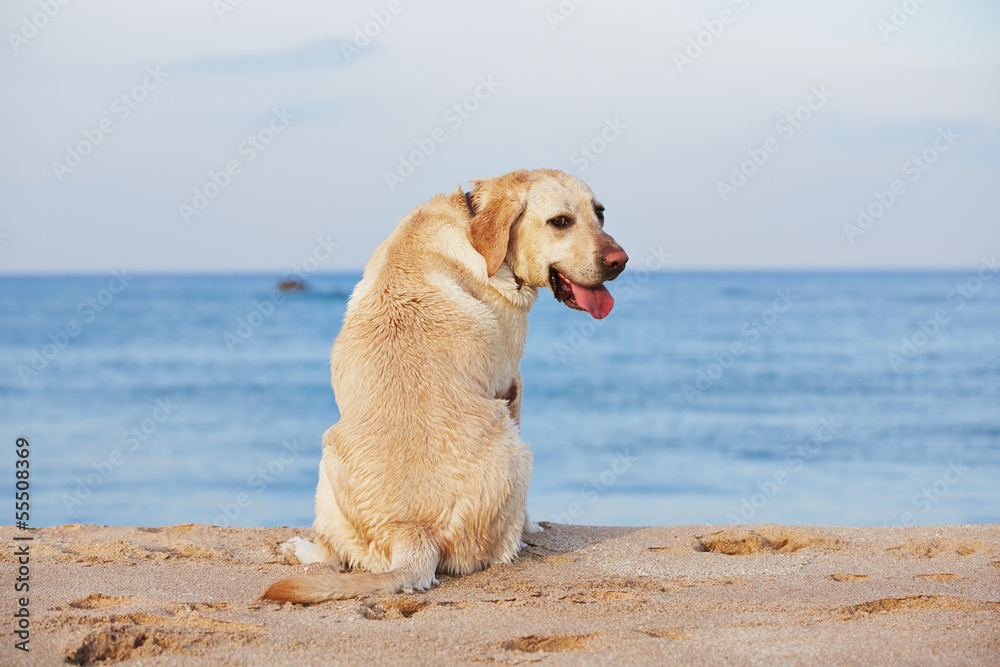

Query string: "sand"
[1, 522, 997, 665]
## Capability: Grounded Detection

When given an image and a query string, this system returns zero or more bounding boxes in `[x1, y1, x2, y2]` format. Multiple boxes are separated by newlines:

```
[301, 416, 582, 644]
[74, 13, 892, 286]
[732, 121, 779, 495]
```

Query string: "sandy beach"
[2, 522, 997, 665]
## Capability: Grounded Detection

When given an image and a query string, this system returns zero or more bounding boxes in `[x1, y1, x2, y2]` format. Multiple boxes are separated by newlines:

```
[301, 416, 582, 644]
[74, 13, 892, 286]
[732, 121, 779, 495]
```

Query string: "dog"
[260, 169, 628, 603]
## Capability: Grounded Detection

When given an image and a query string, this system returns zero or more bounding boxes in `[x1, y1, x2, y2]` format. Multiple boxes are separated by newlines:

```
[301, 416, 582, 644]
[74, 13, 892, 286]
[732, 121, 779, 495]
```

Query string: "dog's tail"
[258, 529, 438, 604]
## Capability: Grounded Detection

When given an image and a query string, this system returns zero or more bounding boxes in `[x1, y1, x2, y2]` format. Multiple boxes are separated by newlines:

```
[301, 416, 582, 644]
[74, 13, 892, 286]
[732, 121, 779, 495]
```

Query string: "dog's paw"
[401, 575, 438, 594]
[279, 536, 321, 564]
[522, 511, 543, 534]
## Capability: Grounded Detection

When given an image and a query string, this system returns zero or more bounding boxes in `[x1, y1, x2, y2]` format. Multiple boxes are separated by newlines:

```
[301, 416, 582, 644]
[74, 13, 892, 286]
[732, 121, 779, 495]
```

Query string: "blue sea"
[1, 270, 998, 529]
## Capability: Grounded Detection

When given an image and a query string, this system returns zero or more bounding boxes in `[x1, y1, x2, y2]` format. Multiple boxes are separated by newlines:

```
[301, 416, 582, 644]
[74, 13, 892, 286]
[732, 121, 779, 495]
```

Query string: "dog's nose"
[603, 247, 629, 272]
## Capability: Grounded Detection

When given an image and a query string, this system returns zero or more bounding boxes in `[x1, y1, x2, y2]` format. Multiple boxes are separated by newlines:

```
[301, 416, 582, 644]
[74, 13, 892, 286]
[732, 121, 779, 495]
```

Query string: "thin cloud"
[176, 38, 360, 74]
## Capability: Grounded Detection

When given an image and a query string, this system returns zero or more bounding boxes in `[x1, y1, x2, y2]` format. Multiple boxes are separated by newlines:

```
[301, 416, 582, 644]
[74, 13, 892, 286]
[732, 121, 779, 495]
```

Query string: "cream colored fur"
[260, 169, 626, 603]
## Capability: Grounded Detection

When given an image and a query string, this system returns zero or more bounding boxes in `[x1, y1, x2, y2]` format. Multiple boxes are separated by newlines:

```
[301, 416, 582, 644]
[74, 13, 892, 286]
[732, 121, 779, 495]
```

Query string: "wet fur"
[261, 169, 625, 603]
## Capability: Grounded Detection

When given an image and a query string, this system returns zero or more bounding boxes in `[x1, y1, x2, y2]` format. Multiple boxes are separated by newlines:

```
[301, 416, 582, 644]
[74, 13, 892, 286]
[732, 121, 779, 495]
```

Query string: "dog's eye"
[547, 215, 572, 228]
[594, 206, 605, 223]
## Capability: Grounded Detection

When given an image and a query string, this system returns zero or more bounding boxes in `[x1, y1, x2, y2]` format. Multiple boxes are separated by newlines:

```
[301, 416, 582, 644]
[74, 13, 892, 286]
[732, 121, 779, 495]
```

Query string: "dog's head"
[467, 169, 628, 319]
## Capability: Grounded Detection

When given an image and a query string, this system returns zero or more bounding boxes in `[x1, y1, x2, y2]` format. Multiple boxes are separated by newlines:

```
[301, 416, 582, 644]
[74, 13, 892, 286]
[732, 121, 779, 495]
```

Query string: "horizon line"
[0, 265, 994, 278]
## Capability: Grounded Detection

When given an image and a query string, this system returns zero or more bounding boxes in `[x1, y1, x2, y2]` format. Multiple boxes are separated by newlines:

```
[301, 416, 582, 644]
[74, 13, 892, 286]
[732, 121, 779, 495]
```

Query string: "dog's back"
[262, 190, 532, 602]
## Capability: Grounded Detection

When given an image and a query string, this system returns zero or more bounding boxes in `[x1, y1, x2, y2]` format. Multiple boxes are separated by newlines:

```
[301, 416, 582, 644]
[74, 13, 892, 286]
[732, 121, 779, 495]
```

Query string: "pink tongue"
[569, 281, 614, 319]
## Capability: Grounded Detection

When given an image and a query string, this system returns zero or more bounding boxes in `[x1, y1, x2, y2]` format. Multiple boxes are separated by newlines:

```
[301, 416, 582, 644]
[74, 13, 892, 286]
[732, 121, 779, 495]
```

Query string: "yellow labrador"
[261, 169, 627, 603]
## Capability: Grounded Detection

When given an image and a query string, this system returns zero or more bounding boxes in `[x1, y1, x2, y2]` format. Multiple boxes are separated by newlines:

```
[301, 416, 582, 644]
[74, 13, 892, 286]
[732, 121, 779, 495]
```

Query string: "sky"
[1, 0, 998, 274]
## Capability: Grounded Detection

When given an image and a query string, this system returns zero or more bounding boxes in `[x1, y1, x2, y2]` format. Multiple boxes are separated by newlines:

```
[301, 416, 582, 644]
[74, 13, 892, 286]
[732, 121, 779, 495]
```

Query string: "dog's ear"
[467, 172, 530, 277]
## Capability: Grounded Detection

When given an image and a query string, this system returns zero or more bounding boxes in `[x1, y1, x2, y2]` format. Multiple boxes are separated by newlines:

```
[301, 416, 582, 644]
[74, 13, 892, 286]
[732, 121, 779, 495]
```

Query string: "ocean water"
[1, 271, 998, 529]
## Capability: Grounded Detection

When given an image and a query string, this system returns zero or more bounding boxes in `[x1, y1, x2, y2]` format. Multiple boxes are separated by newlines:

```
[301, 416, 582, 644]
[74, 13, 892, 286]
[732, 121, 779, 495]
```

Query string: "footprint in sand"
[691, 527, 844, 555]
[501, 633, 594, 653]
[888, 539, 986, 558]
[837, 595, 1000, 619]
[54, 594, 260, 665]
[914, 573, 964, 581]
[639, 628, 693, 640]
[358, 597, 429, 620]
